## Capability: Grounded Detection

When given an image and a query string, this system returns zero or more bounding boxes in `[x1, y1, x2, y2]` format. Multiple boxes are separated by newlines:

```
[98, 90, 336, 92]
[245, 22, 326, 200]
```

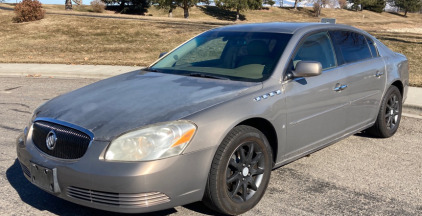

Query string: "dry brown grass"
[371, 32, 422, 87]
[0, 4, 421, 86]
[0, 10, 208, 66]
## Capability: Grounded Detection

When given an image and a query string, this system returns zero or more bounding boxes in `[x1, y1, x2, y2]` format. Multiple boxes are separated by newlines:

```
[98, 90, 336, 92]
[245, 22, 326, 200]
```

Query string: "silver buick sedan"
[16, 22, 408, 215]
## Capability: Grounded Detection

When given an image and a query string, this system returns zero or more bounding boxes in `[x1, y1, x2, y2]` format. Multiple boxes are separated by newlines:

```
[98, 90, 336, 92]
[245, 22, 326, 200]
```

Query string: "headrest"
[247, 40, 269, 56]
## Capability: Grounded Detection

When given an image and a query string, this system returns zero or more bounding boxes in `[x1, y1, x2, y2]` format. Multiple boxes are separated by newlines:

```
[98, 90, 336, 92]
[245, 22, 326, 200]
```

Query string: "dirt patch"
[386, 28, 422, 34]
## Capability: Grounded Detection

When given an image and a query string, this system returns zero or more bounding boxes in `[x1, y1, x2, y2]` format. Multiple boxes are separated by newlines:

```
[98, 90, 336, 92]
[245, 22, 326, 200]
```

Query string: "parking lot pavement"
[0, 76, 421, 215]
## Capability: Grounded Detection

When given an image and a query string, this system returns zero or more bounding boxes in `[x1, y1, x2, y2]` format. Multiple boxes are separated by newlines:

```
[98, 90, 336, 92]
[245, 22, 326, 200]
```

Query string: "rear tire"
[367, 86, 402, 138]
[203, 125, 272, 215]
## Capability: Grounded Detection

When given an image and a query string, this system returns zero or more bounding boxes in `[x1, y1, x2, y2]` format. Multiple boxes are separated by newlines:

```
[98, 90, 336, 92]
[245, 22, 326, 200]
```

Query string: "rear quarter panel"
[376, 38, 409, 102]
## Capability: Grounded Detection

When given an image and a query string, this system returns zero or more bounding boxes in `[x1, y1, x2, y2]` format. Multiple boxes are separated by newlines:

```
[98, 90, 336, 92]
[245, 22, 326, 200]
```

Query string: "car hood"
[35, 70, 260, 141]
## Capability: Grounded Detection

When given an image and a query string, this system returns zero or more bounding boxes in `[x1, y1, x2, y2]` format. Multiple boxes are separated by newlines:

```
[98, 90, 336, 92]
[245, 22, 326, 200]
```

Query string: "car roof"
[211, 22, 359, 34]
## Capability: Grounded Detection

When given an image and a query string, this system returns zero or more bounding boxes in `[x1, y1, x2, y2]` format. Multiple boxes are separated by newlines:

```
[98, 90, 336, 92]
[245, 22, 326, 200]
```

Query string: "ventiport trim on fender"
[254, 90, 282, 101]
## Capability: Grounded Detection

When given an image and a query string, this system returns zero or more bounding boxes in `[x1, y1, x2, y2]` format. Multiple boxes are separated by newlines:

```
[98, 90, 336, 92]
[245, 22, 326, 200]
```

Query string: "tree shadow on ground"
[278, 6, 316, 18]
[371, 31, 422, 40]
[0, 6, 14, 11]
[198, 6, 246, 21]
[296, 7, 317, 17]
[387, 11, 407, 18]
[106, 5, 149, 15]
[375, 36, 422, 44]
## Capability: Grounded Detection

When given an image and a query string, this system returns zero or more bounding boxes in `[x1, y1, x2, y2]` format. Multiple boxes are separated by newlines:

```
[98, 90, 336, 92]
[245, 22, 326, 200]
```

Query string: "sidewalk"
[0, 63, 421, 118]
[0, 63, 142, 79]
[404, 87, 422, 118]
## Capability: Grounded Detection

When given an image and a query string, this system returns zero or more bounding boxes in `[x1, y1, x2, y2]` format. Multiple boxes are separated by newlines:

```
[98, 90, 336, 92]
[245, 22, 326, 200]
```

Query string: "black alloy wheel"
[203, 125, 272, 215]
[385, 93, 400, 130]
[226, 141, 265, 203]
[367, 85, 402, 138]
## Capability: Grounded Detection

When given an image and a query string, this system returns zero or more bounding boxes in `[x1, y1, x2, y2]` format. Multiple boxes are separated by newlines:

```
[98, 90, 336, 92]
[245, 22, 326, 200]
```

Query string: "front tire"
[203, 125, 273, 215]
[367, 86, 402, 138]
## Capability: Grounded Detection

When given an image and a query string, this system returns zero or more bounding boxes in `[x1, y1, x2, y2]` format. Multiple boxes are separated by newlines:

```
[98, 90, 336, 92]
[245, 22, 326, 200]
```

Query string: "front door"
[282, 31, 350, 160]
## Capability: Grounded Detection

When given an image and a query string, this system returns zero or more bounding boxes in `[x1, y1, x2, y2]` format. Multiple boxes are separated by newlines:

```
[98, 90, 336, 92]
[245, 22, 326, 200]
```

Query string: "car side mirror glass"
[159, 52, 167, 58]
[291, 61, 322, 78]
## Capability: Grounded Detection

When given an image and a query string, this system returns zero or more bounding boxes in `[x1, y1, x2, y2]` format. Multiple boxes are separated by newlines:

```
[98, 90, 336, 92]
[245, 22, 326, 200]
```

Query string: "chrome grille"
[67, 186, 170, 207]
[32, 121, 91, 159]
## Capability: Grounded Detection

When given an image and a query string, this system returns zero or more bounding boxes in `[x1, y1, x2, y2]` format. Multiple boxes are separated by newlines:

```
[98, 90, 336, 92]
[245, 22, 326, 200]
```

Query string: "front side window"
[330, 31, 372, 64]
[293, 31, 337, 70]
[150, 31, 292, 82]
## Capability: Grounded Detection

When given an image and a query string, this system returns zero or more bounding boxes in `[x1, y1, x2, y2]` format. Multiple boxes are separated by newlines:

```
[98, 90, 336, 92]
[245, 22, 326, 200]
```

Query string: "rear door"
[282, 31, 350, 160]
[329, 31, 387, 131]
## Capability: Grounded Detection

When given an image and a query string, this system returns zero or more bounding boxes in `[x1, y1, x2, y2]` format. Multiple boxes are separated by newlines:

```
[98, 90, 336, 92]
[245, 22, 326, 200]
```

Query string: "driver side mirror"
[159, 52, 167, 58]
[288, 61, 322, 79]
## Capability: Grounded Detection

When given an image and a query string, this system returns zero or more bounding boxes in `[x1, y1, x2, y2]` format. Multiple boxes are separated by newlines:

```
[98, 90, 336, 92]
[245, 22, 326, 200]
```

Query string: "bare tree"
[313, 0, 322, 16]
[279, 0, 283, 7]
[154, 0, 198, 18]
[313, 0, 332, 16]
[65, 0, 82, 10]
[294, 0, 301, 9]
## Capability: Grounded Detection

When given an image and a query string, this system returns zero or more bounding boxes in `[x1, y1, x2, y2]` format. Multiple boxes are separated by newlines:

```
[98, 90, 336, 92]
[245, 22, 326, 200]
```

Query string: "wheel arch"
[391, 80, 404, 97]
[236, 117, 278, 165]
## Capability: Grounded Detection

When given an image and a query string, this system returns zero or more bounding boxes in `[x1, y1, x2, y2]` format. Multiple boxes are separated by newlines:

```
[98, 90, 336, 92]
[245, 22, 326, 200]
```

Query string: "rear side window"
[366, 37, 379, 57]
[330, 31, 372, 64]
[293, 32, 336, 70]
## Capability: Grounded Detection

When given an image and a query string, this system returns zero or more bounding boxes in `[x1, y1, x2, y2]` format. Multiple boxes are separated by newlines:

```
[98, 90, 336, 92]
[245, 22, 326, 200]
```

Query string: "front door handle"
[375, 71, 384, 78]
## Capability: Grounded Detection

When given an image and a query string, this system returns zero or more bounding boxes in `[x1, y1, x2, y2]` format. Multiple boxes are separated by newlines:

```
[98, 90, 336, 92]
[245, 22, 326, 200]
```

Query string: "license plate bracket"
[29, 162, 60, 193]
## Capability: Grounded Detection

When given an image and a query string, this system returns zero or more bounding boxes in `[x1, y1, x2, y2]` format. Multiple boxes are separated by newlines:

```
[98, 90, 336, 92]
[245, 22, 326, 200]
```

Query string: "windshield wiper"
[184, 73, 228, 80]
[143, 67, 160, 72]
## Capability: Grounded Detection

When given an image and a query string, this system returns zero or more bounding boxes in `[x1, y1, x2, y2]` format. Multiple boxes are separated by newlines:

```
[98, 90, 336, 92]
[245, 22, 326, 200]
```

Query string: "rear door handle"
[375, 71, 384, 78]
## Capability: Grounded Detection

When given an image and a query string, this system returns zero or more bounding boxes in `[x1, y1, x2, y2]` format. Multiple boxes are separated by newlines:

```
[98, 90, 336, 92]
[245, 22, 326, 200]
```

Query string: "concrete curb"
[402, 104, 422, 119]
[403, 86, 422, 118]
[402, 112, 422, 119]
[0, 63, 143, 79]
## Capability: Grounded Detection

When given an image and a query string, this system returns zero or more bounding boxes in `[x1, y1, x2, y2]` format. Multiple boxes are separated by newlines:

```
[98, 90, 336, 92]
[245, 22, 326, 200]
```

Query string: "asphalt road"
[0, 76, 421, 215]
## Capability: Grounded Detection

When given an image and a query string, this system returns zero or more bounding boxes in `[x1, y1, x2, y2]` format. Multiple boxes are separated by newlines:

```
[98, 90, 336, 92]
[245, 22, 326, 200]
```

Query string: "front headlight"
[105, 121, 197, 162]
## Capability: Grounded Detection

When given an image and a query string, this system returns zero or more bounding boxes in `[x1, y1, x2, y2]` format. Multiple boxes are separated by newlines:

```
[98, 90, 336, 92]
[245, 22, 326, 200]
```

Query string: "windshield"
[150, 31, 292, 82]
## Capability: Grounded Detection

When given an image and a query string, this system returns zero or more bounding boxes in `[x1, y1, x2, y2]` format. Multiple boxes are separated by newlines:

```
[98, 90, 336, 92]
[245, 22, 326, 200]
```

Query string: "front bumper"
[16, 129, 215, 213]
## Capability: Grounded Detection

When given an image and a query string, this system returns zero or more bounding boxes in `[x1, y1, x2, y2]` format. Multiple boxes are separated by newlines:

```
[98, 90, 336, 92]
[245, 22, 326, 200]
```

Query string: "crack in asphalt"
[10, 109, 31, 114]
[3, 86, 22, 91]
[0, 124, 21, 132]
[0, 103, 30, 108]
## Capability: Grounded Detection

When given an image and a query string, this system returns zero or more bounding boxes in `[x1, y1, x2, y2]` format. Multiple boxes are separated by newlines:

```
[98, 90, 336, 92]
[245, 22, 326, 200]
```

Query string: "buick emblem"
[46, 130, 57, 150]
